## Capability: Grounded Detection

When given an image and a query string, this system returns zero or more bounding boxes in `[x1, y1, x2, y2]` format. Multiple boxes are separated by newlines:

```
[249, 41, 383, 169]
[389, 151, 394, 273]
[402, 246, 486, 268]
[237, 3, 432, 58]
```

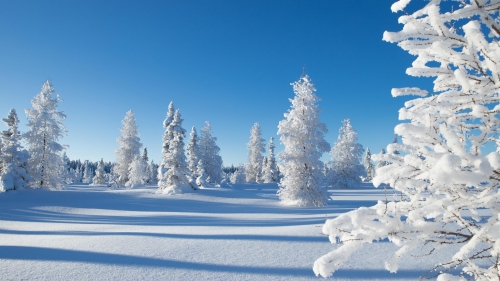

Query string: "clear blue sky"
[0, 0, 432, 166]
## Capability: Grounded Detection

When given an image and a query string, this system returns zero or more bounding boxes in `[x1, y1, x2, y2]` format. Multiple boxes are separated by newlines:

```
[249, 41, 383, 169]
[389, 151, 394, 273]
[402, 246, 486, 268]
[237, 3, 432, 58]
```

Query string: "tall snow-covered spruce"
[158, 108, 194, 194]
[329, 119, 365, 189]
[277, 75, 330, 207]
[263, 137, 279, 183]
[115, 110, 142, 186]
[198, 121, 223, 184]
[0, 109, 31, 191]
[186, 126, 200, 181]
[246, 122, 265, 183]
[314, 1, 500, 280]
[24, 80, 67, 189]
[362, 148, 374, 182]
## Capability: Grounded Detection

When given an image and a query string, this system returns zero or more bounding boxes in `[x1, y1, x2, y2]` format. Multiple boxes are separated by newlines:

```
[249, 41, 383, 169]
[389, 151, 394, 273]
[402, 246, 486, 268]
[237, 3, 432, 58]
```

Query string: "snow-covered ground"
[0, 183, 448, 280]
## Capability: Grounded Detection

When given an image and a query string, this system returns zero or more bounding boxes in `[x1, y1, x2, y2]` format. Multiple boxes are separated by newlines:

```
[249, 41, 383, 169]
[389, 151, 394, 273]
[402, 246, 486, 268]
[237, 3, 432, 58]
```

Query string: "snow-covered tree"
[92, 158, 106, 185]
[195, 159, 207, 187]
[315, 1, 500, 279]
[362, 148, 375, 182]
[115, 110, 142, 185]
[329, 119, 365, 189]
[149, 160, 158, 184]
[230, 164, 246, 184]
[24, 80, 67, 189]
[246, 123, 265, 183]
[374, 148, 389, 173]
[260, 157, 268, 183]
[158, 109, 194, 194]
[82, 161, 93, 184]
[126, 154, 147, 188]
[61, 152, 73, 184]
[198, 121, 223, 184]
[0, 109, 31, 191]
[263, 137, 279, 183]
[142, 148, 149, 162]
[277, 75, 330, 207]
[186, 126, 200, 178]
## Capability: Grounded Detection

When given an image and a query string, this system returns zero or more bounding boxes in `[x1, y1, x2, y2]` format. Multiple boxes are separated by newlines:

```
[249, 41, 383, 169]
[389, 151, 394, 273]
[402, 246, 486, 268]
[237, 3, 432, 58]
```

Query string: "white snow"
[0, 183, 455, 280]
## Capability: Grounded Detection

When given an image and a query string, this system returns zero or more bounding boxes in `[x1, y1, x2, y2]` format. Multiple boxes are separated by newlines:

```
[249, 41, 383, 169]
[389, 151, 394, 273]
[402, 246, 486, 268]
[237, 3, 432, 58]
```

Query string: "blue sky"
[0, 0, 432, 166]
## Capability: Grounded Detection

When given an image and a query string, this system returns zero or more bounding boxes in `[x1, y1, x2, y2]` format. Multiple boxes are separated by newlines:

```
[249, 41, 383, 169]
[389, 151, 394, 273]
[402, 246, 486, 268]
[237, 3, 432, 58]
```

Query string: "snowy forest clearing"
[0, 183, 461, 280]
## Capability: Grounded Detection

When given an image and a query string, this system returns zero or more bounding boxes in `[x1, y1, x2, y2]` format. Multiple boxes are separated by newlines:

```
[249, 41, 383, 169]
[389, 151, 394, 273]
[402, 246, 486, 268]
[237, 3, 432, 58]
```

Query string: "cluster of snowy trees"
[314, 1, 500, 280]
[114, 102, 224, 194]
[0, 81, 67, 191]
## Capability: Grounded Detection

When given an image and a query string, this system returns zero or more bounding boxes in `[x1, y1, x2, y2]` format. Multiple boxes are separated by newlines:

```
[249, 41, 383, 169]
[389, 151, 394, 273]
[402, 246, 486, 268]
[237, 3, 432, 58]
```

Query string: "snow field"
[1, 183, 448, 280]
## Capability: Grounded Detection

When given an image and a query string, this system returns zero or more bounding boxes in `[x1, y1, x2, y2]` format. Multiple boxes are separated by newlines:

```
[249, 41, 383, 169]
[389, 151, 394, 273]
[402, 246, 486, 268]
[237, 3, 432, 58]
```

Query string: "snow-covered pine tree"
[82, 161, 93, 184]
[0, 109, 31, 191]
[149, 160, 158, 184]
[198, 121, 223, 184]
[61, 152, 73, 184]
[115, 110, 142, 186]
[186, 126, 200, 178]
[142, 148, 148, 162]
[195, 159, 207, 187]
[362, 148, 374, 182]
[246, 123, 265, 183]
[158, 109, 194, 194]
[230, 164, 246, 184]
[126, 154, 147, 188]
[277, 75, 330, 206]
[374, 148, 388, 173]
[263, 137, 278, 183]
[24, 80, 67, 189]
[315, 1, 500, 279]
[260, 157, 268, 183]
[92, 158, 106, 185]
[329, 119, 365, 189]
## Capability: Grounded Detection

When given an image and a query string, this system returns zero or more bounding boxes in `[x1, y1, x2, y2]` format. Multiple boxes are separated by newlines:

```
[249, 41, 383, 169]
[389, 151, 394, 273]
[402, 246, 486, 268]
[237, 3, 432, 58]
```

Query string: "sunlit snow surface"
[0, 183, 453, 280]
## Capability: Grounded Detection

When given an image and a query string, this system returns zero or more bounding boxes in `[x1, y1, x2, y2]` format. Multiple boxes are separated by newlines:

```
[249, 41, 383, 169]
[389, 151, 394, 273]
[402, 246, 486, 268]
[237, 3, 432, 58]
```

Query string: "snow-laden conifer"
[246, 123, 265, 183]
[374, 148, 388, 173]
[260, 157, 268, 183]
[158, 109, 194, 194]
[0, 109, 31, 191]
[126, 154, 147, 188]
[82, 161, 92, 184]
[277, 75, 330, 207]
[186, 126, 200, 178]
[24, 80, 67, 189]
[263, 137, 278, 183]
[149, 160, 158, 184]
[198, 121, 223, 184]
[115, 110, 142, 185]
[315, 1, 500, 279]
[195, 159, 207, 187]
[230, 164, 246, 184]
[362, 148, 374, 182]
[92, 159, 106, 185]
[329, 119, 364, 189]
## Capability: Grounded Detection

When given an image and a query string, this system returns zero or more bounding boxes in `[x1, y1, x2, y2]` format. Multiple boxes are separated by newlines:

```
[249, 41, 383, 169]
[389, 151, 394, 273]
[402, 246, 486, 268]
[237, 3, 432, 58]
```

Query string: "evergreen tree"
[329, 119, 365, 189]
[230, 164, 246, 184]
[126, 154, 147, 188]
[61, 152, 72, 184]
[115, 110, 142, 185]
[195, 159, 207, 187]
[186, 126, 200, 178]
[263, 137, 278, 183]
[315, 1, 500, 279]
[149, 160, 158, 184]
[142, 148, 149, 162]
[246, 123, 265, 183]
[82, 161, 93, 184]
[362, 148, 374, 182]
[158, 109, 194, 193]
[92, 158, 106, 185]
[0, 109, 31, 191]
[198, 121, 223, 184]
[24, 80, 67, 189]
[277, 75, 330, 206]
[260, 157, 268, 183]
